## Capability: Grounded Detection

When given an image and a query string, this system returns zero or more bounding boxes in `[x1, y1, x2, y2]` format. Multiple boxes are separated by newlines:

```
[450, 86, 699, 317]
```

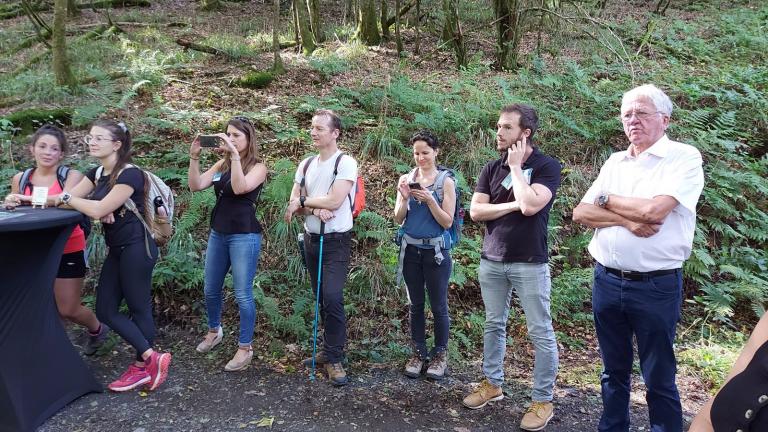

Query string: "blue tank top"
[402, 184, 448, 249]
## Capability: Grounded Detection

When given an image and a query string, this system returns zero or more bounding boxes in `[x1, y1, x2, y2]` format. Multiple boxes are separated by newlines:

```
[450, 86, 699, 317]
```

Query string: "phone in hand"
[199, 135, 221, 148]
[408, 182, 422, 190]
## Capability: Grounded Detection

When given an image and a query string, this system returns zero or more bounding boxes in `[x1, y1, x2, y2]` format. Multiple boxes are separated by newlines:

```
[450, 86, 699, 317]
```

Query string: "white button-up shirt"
[581, 135, 704, 272]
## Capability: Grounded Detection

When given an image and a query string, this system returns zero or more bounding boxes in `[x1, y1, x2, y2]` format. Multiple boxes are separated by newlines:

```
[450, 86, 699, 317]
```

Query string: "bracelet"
[190, 157, 199, 161]
[231, 157, 241, 162]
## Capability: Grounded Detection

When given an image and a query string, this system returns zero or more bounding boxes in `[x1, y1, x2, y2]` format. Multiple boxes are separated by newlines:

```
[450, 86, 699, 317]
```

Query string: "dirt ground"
[40, 327, 703, 432]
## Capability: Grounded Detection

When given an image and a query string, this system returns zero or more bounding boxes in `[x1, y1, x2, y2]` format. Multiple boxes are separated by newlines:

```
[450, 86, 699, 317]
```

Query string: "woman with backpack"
[10, 119, 172, 392]
[188, 116, 267, 372]
[394, 130, 456, 380]
[4, 124, 108, 355]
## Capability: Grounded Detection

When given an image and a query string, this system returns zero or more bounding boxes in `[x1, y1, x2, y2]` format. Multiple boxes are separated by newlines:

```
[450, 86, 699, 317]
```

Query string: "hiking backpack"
[300, 153, 365, 218]
[19, 166, 92, 238]
[95, 164, 175, 246]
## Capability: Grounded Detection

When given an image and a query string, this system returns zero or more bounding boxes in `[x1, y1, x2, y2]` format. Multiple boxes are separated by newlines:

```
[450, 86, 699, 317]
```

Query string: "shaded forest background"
[1, 0, 766, 396]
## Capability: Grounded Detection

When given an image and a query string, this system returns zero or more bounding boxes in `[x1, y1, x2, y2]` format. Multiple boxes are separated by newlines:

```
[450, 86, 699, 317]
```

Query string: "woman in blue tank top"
[394, 130, 455, 380]
[188, 116, 267, 372]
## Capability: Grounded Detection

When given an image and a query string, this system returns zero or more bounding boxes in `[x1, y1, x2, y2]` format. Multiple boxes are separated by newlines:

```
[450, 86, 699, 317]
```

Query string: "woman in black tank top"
[188, 116, 267, 372]
[690, 312, 768, 431]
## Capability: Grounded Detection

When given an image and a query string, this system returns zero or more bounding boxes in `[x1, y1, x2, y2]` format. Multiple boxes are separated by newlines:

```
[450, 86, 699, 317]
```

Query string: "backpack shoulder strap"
[300, 156, 317, 188]
[19, 168, 34, 194]
[434, 169, 452, 203]
[56, 165, 69, 189]
[333, 152, 345, 176]
[408, 167, 419, 183]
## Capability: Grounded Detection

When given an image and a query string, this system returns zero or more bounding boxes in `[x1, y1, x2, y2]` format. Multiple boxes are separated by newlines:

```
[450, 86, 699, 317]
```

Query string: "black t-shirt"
[475, 147, 561, 263]
[86, 166, 147, 247]
[211, 170, 263, 234]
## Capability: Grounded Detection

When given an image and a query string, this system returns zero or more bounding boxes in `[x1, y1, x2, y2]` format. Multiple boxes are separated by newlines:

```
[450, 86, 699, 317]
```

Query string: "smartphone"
[408, 182, 422, 190]
[199, 135, 221, 148]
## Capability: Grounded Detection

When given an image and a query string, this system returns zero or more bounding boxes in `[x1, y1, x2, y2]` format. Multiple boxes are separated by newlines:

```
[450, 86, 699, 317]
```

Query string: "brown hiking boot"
[403, 354, 424, 378]
[520, 401, 554, 431]
[425, 351, 448, 380]
[324, 362, 349, 386]
[462, 379, 503, 409]
[302, 350, 329, 367]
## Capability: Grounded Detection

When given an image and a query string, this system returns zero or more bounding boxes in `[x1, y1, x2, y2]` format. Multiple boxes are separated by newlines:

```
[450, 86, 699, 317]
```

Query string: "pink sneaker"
[108, 364, 150, 392]
[145, 351, 172, 391]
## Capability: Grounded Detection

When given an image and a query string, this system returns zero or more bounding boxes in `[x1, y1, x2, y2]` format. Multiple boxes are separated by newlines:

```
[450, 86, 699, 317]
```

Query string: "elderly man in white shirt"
[573, 84, 704, 432]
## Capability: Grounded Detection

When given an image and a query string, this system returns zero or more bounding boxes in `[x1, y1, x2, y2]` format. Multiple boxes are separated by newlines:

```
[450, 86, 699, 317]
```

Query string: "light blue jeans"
[204, 230, 262, 346]
[479, 259, 559, 401]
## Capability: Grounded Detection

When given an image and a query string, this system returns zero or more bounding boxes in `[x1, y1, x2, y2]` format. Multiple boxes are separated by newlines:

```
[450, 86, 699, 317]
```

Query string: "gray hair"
[621, 84, 673, 116]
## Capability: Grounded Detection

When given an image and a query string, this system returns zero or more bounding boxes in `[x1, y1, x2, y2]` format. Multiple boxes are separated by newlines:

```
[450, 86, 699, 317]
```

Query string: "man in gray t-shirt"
[285, 109, 357, 387]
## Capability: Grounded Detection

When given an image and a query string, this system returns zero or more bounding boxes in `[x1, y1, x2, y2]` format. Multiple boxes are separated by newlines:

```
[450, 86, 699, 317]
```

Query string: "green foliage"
[2, 108, 73, 134]
[235, 71, 275, 89]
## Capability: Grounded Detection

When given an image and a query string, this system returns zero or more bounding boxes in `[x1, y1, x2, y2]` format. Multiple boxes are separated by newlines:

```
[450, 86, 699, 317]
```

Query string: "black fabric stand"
[0, 208, 102, 432]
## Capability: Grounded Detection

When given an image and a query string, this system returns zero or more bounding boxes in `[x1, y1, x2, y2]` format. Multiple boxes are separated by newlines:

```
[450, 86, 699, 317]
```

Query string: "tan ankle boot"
[224, 346, 253, 372]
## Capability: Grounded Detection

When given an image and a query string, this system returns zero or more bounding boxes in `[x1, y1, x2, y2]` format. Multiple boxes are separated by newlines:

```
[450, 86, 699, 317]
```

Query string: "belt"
[601, 264, 679, 281]
[306, 231, 352, 240]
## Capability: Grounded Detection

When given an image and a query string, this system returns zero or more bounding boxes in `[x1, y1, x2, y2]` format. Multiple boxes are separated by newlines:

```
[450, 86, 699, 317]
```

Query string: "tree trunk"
[52, 0, 76, 88]
[293, 0, 316, 54]
[493, 0, 519, 70]
[67, 0, 79, 16]
[200, 0, 221, 11]
[380, 0, 389, 40]
[356, 0, 380, 45]
[306, 0, 324, 42]
[394, 0, 402, 55]
[273, 0, 285, 73]
[344, 0, 355, 23]
[442, 0, 466, 68]
[414, 0, 420, 54]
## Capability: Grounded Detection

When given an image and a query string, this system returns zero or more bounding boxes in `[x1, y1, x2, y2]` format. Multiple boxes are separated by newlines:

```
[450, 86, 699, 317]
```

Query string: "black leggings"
[95, 241, 158, 361]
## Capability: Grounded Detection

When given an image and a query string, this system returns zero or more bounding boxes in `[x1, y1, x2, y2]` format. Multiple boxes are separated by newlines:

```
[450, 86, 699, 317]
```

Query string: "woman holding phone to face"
[7, 120, 171, 392]
[188, 116, 267, 372]
[394, 130, 455, 381]
[4, 125, 108, 356]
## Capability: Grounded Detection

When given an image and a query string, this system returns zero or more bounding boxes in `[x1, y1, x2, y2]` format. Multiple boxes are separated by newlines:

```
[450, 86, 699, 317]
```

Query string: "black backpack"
[19, 166, 92, 238]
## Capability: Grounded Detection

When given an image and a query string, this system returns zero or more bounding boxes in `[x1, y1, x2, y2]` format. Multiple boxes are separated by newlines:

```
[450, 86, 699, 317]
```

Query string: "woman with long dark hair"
[11, 119, 172, 392]
[188, 116, 267, 371]
[4, 125, 108, 355]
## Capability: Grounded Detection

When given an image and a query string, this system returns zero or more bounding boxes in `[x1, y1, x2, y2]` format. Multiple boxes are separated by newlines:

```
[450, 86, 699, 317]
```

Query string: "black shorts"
[58, 250, 87, 279]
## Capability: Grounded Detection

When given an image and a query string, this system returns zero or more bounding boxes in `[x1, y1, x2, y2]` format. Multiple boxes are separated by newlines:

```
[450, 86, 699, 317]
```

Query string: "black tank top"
[211, 170, 263, 234]
[710, 340, 768, 431]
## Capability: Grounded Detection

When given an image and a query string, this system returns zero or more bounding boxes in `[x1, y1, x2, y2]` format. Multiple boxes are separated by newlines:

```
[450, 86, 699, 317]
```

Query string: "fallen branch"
[71, 21, 189, 29]
[385, 0, 414, 28]
[79, 70, 128, 85]
[175, 38, 232, 57]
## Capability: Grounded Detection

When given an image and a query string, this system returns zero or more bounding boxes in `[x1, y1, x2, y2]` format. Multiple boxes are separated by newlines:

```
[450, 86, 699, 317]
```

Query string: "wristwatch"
[60, 192, 72, 206]
[300, 196, 306, 208]
[597, 194, 609, 208]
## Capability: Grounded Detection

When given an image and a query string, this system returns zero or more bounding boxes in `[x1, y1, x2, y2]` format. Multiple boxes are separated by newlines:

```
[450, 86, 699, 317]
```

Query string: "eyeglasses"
[83, 135, 116, 145]
[620, 111, 662, 123]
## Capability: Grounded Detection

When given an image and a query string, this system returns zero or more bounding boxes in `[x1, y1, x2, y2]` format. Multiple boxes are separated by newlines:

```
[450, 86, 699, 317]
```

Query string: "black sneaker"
[83, 323, 109, 356]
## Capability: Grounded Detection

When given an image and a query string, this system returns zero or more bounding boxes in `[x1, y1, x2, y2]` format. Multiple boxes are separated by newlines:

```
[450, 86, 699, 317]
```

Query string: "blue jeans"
[479, 259, 559, 401]
[204, 230, 262, 346]
[402, 245, 451, 358]
[593, 264, 682, 432]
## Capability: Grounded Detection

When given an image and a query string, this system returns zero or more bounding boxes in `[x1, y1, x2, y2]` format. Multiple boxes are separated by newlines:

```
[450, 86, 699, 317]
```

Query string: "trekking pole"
[310, 221, 325, 381]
